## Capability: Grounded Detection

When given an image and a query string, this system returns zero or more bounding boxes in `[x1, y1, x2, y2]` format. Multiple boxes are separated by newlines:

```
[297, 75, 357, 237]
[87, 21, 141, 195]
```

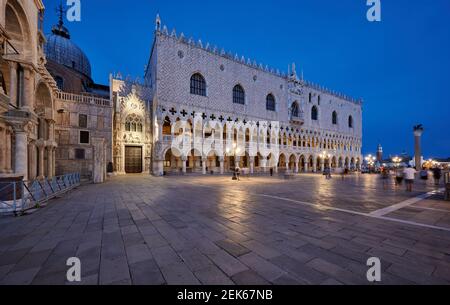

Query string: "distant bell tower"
[376, 144, 383, 162]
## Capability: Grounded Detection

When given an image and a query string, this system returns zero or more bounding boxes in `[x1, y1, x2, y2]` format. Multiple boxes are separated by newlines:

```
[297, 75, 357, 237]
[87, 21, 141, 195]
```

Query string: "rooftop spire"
[155, 14, 161, 31]
[52, 2, 70, 39]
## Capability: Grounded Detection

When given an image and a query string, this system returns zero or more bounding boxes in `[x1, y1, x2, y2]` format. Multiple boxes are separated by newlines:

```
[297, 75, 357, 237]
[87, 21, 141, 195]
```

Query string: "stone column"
[28, 142, 36, 180]
[157, 118, 163, 142]
[181, 156, 187, 174]
[202, 157, 207, 175]
[0, 127, 5, 173]
[260, 157, 267, 173]
[37, 142, 45, 179]
[249, 157, 255, 174]
[312, 160, 317, 173]
[285, 161, 289, 172]
[320, 159, 325, 172]
[48, 120, 55, 141]
[9, 62, 18, 107]
[52, 148, 56, 177]
[14, 131, 28, 180]
[46, 146, 53, 178]
[22, 66, 34, 111]
[5, 130, 12, 173]
[414, 127, 423, 171]
[304, 162, 309, 173]
[295, 161, 299, 174]
[219, 157, 224, 174]
[92, 138, 106, 183]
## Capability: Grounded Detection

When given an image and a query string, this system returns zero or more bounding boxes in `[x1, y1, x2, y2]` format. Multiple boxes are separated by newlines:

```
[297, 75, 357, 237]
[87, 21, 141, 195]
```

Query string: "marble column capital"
[36, 139, 46, 149]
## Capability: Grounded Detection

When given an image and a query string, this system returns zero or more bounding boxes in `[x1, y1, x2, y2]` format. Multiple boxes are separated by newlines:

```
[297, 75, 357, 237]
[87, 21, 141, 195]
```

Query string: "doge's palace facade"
[144, 16, 363, 176]
[145, 17, 362, 175]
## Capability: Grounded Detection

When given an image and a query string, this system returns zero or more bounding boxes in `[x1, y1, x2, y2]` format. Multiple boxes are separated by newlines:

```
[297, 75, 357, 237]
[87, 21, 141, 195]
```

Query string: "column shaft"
[14, 131, 28, 180]
[22, 68, 34, 111]
[9, 62, 17, 107]
[46, 147, 53, 178]
[38, 146, 45, 178]
[0, 127, 5, 173]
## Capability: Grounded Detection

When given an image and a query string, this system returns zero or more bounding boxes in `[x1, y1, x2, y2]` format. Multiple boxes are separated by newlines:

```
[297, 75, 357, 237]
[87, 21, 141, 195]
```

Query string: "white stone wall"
[146, 30, 363, 169]
[151, 32, 362, 139]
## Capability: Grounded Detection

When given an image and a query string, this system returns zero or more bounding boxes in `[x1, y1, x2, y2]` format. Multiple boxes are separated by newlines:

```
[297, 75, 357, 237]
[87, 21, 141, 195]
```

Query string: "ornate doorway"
[125, 146, 143, 173]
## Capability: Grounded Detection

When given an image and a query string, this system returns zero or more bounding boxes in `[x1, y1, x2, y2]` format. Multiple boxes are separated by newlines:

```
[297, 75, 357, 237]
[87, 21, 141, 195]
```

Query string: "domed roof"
[44, 12, 92, 78]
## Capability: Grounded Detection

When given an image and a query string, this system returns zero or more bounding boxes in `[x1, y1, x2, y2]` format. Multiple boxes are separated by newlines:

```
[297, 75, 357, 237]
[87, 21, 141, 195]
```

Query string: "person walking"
[395, 168, 404, 187]
[403, 165, 417, 192]
[235, 166, 241, 181]
[326, 166, 332, 179]
[432, 166, 442, 186]
[381, 167, 390, 190]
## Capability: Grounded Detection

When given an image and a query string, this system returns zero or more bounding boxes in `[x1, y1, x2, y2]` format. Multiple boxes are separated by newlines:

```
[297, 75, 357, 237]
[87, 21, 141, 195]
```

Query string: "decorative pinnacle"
[155, 14, 161, 31]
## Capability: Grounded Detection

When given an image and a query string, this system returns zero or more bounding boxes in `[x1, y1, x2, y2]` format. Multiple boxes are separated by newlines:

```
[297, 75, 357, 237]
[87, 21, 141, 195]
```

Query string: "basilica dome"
[44, 18, 92, 78]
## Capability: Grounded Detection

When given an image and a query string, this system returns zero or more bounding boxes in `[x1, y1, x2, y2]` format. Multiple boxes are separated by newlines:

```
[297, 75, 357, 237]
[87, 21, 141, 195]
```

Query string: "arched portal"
[331, 156, 337, 168]
[188, 148, 202, 173]
[278, 153, 287, 169]
[289, 154, 296, 171]
[299, 155, 306, 172]
[308, 156, 314, 172]
[164, 148, 182, 174]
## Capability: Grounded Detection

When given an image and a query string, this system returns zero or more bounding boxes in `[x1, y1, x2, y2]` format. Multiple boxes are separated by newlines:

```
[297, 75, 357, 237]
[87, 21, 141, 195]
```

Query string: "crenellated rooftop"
[154, 15, 363, 106]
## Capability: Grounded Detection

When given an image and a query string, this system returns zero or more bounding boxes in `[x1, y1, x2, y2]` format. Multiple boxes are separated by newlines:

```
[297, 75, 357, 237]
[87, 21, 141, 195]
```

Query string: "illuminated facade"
[143, 16, 363, 176]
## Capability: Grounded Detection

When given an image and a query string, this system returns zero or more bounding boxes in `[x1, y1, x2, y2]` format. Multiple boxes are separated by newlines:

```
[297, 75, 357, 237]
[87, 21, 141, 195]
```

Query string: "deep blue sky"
[43, 0, 450, 158]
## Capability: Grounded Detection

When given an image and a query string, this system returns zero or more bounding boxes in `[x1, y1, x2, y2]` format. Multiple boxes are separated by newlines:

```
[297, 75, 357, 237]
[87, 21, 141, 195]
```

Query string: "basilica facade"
[0, 0, 58, 183]
[144, 17, 363, 176]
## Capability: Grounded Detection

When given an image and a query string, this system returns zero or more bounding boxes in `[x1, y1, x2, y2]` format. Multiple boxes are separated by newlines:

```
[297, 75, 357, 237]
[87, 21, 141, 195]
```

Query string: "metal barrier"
[0, 173, 80, 215]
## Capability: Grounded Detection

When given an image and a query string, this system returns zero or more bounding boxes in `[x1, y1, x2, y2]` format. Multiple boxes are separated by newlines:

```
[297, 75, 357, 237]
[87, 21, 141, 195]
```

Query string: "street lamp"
[392, 156, 402, 168]
[365, 154, 376, 172]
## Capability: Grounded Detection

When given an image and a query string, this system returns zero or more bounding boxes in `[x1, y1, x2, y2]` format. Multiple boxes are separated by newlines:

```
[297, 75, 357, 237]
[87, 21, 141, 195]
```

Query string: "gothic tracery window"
[332, 111, 338, 125]
[233, 84, 245, 105]
[348, 115, 354, 128]
[190, 73, 206, 96]
[266, 94, 276, 111]
[125, 114, 143, 133]
[311, 106, 318, 121]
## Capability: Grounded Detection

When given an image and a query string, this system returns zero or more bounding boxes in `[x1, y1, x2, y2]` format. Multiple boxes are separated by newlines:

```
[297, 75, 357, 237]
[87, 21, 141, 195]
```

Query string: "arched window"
[348, 115, 354, 128]
[233, 84, 245, 105]
[266, 94, 276, 111]
[190, 73, 206, 96]
[311, 106, 318, 121]
[332, 111, 338, 125]
[291, 102, 299, 117]
[125, 114, 144, 133]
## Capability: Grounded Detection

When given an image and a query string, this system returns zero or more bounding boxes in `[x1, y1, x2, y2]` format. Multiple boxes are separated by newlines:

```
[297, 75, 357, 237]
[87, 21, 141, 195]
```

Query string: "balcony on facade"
[56, 91, 111, 107]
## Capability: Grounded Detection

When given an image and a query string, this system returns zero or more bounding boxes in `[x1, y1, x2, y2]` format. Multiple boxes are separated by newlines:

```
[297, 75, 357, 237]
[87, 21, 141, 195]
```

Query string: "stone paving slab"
[0, 174, 449, 285]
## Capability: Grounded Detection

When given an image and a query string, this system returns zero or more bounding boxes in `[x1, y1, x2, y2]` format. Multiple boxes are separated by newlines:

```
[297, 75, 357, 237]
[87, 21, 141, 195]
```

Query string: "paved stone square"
[0, 173, 449, 285]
